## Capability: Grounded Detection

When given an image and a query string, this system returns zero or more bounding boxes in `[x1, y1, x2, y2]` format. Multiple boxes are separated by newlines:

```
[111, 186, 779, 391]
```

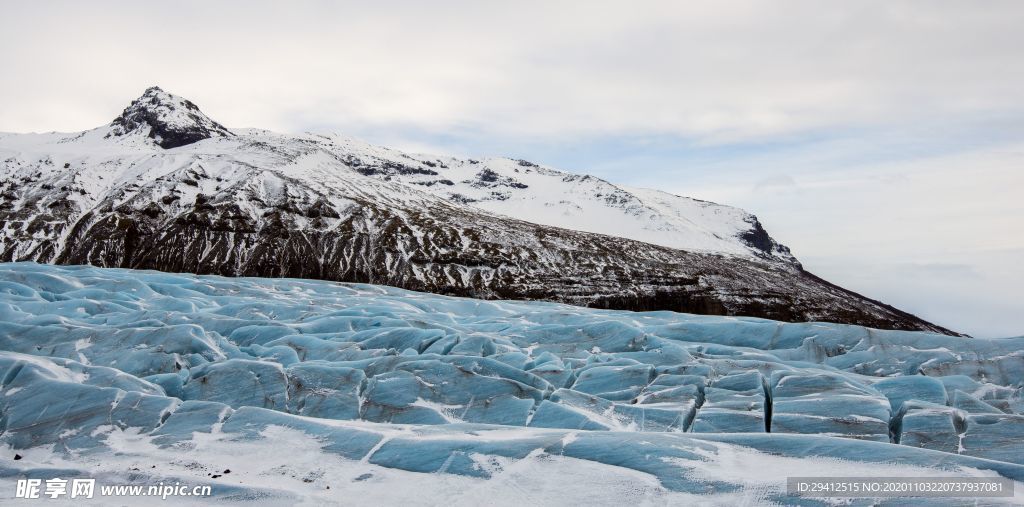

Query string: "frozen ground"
[0, 262, 1021, 505]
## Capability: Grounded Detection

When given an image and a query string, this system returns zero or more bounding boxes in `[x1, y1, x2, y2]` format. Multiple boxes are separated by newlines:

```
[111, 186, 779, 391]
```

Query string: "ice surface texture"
[1, 262, 1022, 504]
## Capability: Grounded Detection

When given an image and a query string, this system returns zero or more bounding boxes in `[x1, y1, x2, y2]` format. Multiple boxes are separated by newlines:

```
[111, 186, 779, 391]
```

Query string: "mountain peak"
[108, 86, 233, 148]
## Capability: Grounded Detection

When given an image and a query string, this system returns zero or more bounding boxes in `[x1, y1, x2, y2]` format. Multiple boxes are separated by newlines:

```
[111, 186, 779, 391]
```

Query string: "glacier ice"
[0, 262, 1022, 504]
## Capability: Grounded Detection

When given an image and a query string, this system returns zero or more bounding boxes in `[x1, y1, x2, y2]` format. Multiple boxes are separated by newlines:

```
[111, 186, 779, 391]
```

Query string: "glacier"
[0, 262, 1021, 505]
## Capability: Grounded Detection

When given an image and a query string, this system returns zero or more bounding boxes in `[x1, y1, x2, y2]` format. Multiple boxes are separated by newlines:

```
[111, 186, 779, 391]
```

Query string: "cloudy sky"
[2, 1, 1022, 337]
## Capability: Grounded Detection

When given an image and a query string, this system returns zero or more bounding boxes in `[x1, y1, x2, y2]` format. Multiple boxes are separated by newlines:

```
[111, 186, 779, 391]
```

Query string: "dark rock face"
[740, 217, 794, 262]
[0, 179, 956, 335]
[108, 86, 233, 149]
[0, 166, 952, 336]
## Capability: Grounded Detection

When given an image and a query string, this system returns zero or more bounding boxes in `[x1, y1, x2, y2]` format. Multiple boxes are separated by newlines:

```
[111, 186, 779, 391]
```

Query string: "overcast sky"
[2, 1, 1022, 337]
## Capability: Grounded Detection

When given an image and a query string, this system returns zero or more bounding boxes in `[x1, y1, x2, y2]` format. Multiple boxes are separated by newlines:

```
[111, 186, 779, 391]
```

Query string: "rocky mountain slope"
[0, 87, 954, 333]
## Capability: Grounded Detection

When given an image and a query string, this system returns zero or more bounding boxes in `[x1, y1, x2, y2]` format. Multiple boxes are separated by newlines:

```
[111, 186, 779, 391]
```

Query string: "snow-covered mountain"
[0, 87, 952, 333]
[321, 136, 797, 264]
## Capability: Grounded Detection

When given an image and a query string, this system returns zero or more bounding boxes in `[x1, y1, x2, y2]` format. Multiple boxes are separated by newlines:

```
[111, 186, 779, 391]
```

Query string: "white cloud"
[2, 1, 1023, 141]
[679, 143, 1024, 337]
